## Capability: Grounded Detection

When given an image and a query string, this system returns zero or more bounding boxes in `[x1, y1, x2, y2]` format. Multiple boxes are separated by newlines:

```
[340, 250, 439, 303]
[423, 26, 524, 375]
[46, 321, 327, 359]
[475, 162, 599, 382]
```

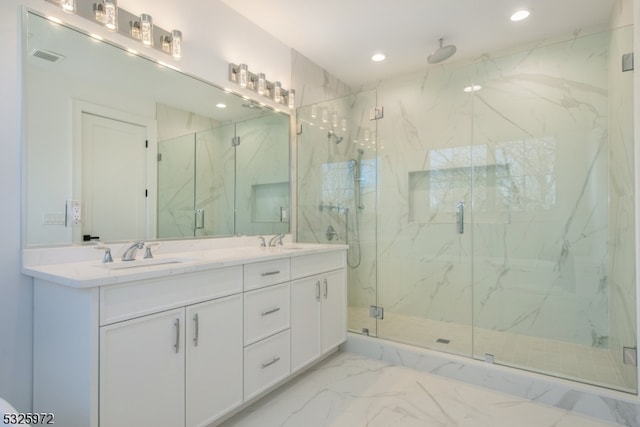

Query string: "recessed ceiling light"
[510, 9, 530, 21]
[371, 53, 386, 62]
[216, 103, 227, 108]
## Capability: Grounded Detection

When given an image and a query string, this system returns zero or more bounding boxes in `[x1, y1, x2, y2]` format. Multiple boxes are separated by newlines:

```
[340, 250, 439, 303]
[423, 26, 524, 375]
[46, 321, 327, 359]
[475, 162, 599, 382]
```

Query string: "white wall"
[0, 0, 290, 412]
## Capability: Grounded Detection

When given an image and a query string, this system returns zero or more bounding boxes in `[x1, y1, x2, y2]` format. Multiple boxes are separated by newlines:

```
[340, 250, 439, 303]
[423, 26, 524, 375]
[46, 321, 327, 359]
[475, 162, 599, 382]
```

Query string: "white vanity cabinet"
[29, 245, 346, 427]
[291, 252, 347, 373]
[101, 295, 244, 427]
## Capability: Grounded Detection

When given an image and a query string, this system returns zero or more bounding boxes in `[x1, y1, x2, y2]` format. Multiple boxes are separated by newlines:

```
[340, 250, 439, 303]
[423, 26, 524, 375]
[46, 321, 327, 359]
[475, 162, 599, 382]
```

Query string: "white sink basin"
[102, 257, 194, 270]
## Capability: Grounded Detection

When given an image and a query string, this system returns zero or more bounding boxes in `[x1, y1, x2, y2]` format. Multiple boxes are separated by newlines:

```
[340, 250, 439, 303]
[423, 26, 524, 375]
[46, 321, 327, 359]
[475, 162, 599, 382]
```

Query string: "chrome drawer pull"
[261, 307, 281, 316]
[260, 270, 281, 277]
[174, 318, 180, 353]
[261, 356, 281, 369]
[193, 313, 199, 347]
[316, 280, 321, 301]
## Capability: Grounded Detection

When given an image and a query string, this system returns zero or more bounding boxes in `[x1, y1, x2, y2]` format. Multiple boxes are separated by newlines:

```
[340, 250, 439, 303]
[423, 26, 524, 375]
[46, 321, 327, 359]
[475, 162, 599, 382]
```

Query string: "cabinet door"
[100, 308, 185, 427]
[321, 269, 347, 353]
[291, 276, 322, 373]
[186, 295, 243, 427]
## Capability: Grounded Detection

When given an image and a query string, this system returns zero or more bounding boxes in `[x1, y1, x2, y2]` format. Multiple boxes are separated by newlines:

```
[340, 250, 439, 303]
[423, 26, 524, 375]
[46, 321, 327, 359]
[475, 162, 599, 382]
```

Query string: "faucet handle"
[94, 245, 113, 263]
[258, 236, 266, 248]
[144, 242, 161, 259]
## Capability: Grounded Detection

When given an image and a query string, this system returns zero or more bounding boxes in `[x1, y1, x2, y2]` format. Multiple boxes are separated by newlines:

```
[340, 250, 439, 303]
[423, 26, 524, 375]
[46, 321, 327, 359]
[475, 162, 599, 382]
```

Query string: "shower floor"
[348, 306, 631, 392]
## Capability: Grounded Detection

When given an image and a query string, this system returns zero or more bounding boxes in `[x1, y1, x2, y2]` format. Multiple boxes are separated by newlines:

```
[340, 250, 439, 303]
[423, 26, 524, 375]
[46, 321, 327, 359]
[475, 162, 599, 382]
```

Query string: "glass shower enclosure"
[296, 24, 636, 393]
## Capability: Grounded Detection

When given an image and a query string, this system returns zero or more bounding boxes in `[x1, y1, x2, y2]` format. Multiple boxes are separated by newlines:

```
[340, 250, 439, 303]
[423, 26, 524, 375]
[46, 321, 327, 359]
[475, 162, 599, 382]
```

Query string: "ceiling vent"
[31, 48, 65, 63]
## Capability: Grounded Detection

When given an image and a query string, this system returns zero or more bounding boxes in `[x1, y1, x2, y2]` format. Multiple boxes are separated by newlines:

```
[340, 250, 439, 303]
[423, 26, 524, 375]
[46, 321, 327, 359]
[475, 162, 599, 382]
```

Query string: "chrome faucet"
[268, 233, 284, 247]
[122, 241, 144, 261]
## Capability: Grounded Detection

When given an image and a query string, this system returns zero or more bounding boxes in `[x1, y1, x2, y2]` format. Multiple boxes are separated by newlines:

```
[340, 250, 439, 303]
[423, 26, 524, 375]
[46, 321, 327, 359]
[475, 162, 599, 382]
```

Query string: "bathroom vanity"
[23, 239, 346, 427]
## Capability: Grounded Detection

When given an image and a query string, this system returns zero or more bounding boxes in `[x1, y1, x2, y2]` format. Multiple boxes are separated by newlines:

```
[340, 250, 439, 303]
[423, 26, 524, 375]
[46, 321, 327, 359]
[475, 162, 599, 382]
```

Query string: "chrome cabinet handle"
[261, 356, 281, 369]
[316, 280, 321, 301]
[174, 318, 180, 353]
[194, 209, 205, 230]
[456, 201, 464, 234]
[261, 307, 281, 316]
[261, 270, 281, 277]
[323, 278, 328, 299]
[193, 313, 199, 347]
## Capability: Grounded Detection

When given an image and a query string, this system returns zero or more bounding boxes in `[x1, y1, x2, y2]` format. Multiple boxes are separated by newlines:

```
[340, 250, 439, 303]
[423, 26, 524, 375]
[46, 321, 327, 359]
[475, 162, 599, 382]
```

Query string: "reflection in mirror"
[25, 12, 290, 246]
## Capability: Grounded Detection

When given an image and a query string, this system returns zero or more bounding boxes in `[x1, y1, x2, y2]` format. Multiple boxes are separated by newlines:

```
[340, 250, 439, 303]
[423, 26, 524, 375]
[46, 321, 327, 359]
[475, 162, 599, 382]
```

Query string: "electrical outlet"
[66, 200, 82, 226]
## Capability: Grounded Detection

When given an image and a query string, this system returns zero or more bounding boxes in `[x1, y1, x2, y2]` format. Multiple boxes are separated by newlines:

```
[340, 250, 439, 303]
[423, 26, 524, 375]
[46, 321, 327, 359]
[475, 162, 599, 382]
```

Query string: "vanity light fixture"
[510, 9, 530, 21]
[228, 62, 296, 107]
[46, 0, 183, 59]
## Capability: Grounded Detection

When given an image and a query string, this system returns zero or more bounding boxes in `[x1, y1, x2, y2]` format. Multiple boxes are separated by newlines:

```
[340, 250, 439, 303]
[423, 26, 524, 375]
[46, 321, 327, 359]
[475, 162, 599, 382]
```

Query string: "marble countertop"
[22, 242, 346, 289]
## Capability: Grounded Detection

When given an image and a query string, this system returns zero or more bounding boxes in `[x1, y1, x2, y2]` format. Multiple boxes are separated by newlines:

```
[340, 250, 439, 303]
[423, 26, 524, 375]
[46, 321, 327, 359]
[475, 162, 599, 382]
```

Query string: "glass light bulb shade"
[140, 14, 153, 46]
[332, 113, 338, 127]
[273, 81, 282, 102]
[321, 109, 328, 123]
[171, 30, 182, 59]
[257, 73, 266, 95]
[311, 104, 317, 118]
[239, 64, 248, 88]
[130, 20, 141, 39]
[341, 119, 347, 131]
[288, 89, 295, 109]
[93, 3, 105, 23]
[61, 0, 75, 13]
[104, 0, 117, 31]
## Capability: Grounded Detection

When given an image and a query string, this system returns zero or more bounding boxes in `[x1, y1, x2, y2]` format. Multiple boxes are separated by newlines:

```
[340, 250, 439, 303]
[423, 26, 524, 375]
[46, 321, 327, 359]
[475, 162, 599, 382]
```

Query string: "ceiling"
[220, 0, 617, 86]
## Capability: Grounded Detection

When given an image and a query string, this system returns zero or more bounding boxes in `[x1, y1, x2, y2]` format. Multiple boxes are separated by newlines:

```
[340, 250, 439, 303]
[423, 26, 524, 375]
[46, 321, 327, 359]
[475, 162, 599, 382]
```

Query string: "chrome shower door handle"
[456, 201, 464, 234]
[194, 209, 205, 230]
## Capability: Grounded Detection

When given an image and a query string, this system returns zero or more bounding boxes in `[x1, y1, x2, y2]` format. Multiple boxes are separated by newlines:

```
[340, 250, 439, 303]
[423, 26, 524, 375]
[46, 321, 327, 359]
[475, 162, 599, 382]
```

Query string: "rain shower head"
[427, 38, 457, 64]
[328, 131, 343, 144]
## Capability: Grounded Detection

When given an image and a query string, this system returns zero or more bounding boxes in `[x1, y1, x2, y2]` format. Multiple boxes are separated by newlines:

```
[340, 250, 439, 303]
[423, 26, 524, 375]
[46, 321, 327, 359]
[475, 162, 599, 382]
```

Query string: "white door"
[185, 295, 243, 427]
[100, 308, 185, 427]
[82, 113, 148, 242]
[321, 270, 347, 353]
[291, 276, 322, 373]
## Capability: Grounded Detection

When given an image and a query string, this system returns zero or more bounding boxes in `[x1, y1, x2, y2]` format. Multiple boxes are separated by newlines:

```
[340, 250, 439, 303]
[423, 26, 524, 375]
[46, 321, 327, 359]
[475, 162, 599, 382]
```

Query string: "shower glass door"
[296, 89, 378, 338]
[375, 64, 475, 357]
[471, 25, 636, 393]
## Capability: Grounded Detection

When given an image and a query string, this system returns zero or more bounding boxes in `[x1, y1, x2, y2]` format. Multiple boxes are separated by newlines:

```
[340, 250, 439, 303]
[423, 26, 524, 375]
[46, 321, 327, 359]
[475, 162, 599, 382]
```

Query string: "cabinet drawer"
[244, 259, 290, 291]
[244, 282, 290, 346]
[244, 330, 291, 401]
[100, 266, 242, 325]
[290, 251, 346, 280]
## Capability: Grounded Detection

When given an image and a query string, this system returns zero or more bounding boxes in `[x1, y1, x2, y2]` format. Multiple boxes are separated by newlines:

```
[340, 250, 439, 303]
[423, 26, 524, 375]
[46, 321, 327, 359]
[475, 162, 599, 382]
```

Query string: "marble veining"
[221, 352, 621, 427]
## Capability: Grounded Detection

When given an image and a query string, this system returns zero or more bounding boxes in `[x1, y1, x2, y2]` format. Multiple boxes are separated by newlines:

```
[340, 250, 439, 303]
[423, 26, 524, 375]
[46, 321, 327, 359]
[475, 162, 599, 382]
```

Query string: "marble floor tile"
[221, 352, 618, 427]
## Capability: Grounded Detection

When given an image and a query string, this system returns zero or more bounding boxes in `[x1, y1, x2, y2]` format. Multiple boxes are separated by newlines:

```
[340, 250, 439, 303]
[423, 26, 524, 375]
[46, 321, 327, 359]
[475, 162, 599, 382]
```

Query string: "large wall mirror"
[25, 11, 290, 246]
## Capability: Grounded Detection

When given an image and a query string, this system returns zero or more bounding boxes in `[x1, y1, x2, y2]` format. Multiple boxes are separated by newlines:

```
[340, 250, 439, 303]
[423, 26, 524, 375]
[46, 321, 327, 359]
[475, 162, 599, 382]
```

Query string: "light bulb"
[171, 30, 182, 59]
[60, 0, 75, 13]
[257, 73, 266, 95]
[288, 89, 295, 109]
[274, 81, 282, 102]
[239, 64, 248, 88]
[140, 14, 153, 46]
[104, 0, 117, 30]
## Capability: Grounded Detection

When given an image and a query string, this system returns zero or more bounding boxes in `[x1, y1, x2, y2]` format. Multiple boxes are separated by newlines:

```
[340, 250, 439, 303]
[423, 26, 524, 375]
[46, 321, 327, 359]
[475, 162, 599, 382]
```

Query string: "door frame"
[72, 100, 158, 244]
